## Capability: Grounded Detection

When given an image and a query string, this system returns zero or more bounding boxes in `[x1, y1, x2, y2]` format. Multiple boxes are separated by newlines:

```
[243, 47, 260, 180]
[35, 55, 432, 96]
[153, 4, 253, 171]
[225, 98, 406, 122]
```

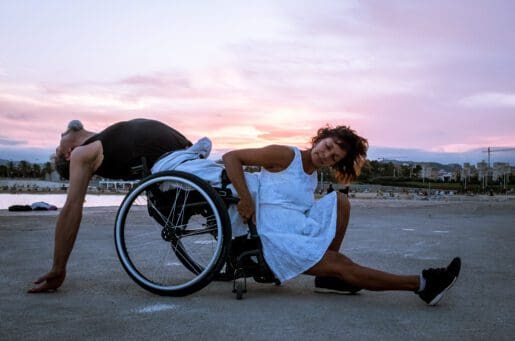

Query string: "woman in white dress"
[223, 125, 461, 305]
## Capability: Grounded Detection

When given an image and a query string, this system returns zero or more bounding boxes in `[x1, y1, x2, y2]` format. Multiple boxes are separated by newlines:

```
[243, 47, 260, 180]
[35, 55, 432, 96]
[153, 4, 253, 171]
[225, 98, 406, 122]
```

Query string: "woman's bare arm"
[222, 145, 294, 222]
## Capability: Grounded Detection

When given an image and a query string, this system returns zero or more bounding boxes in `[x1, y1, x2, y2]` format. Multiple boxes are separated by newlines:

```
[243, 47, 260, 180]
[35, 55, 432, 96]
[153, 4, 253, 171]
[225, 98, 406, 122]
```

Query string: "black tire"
[114, 171, 231, 296]
[236, 285, 243, 300]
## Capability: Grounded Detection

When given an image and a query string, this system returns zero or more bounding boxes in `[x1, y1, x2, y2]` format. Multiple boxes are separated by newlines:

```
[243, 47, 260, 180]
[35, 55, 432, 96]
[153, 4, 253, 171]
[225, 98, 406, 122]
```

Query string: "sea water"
[0, 193, 125, 209]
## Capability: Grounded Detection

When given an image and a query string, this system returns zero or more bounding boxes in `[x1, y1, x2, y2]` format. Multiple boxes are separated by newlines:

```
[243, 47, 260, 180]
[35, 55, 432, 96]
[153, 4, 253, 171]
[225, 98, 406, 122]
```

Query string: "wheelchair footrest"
[228, 235, 280, 299]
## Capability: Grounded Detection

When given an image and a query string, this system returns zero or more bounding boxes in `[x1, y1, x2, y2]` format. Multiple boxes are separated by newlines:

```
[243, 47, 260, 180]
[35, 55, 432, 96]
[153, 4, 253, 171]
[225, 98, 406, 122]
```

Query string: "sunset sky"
[1, 1, 514, 164]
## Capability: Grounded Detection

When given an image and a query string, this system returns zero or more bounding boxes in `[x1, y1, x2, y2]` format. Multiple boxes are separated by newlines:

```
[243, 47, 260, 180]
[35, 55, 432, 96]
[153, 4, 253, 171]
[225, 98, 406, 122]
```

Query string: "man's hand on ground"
[28, 269, 66, 293]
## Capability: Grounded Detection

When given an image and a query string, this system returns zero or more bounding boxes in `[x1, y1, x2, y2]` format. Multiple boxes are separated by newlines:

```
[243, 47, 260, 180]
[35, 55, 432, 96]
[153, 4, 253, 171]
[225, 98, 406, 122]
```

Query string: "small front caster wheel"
[235, 281, 244, 300]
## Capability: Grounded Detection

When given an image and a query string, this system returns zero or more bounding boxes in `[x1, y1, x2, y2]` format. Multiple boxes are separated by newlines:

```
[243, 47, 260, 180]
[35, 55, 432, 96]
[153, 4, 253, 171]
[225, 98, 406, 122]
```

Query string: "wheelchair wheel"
[114, 171, 231, 296]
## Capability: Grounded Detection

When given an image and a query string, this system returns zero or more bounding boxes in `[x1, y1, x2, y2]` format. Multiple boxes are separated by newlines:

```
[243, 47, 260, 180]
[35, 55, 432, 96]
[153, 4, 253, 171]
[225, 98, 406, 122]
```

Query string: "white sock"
[418, 274, 426, 292]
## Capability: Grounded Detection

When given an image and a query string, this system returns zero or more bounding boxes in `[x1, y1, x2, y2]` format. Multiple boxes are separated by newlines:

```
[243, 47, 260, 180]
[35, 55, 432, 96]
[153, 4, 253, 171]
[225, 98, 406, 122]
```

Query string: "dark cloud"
[0, 146, 54, 162]
[368, 146, 515, 165]
[0, 137, 26, 146]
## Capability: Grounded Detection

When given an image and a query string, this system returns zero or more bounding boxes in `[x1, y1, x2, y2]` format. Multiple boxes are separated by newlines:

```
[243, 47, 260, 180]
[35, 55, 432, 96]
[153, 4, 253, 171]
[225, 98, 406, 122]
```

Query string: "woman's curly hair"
[311, 125, 368, 184]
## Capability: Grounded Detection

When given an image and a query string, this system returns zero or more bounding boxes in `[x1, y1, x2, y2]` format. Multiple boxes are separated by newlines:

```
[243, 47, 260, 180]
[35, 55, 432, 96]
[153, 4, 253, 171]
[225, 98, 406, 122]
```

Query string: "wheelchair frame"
[114, 170, 279, 299]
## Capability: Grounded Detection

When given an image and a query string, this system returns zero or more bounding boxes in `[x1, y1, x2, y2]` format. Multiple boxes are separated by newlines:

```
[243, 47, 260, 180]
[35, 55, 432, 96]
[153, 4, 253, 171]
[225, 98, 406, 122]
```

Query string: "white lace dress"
[156, 140, 338, 283]
[255, 147, 337, 282]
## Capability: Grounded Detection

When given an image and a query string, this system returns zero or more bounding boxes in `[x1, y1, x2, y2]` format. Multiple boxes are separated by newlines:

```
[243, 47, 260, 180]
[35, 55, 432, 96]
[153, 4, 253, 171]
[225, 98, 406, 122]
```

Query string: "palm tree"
[18, 161, 30, 178]
[21, 161, 29, 177]
[7, 161, 15, 177]
[0, 165, 7, 177]
[32, 163, 42, 178]
[413, 165, 422, 178]
[43, 162, 53, 176]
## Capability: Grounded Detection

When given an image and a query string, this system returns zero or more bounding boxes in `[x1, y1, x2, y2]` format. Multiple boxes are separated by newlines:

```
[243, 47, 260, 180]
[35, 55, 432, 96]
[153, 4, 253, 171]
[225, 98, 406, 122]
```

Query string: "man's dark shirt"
[81, 119, 192, 180]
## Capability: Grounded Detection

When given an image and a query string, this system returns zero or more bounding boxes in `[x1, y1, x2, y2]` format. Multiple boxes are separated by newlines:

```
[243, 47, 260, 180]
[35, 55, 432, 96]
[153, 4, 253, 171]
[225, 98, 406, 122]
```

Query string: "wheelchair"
[114, 170, 279, 299]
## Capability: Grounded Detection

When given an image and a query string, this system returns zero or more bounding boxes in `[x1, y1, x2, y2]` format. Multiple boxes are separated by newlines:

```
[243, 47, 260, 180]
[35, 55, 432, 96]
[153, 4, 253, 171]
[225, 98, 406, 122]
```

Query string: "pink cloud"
[289, 1, 515, 51]
[2, 1, 515, 162]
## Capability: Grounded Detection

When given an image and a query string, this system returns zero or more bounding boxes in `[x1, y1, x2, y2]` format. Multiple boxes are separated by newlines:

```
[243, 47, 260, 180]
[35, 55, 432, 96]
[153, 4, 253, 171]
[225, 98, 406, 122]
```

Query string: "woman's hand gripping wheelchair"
[114, 170, 280, 299]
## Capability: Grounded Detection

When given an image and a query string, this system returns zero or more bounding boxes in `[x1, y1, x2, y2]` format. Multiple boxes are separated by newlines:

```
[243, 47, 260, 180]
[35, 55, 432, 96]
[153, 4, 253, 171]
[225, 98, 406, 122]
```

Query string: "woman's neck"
[301, 149, 316, 174]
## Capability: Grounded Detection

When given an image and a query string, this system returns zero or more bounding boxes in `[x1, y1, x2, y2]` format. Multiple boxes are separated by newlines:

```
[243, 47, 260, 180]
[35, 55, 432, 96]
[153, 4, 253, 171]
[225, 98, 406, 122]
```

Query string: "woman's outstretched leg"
[307, 250, 419, 291]
[307, 250, 461, 305]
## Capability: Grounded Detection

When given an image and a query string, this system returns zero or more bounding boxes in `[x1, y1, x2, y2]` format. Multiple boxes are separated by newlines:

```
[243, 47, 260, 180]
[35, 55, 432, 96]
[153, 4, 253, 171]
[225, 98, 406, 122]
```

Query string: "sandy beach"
[1, 197, 514, 340]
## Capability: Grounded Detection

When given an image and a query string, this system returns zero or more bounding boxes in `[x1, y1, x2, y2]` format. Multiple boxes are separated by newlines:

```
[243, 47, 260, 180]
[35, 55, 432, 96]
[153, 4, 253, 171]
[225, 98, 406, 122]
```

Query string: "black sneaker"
[314, 276, 362, 294]
[417, 257, 461, 306]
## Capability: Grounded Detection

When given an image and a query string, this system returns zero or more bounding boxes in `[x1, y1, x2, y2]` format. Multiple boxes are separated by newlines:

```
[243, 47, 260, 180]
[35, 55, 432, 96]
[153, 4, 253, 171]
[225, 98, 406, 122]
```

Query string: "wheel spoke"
[171, 240, 202, 275]
[177, 227, 217, 238]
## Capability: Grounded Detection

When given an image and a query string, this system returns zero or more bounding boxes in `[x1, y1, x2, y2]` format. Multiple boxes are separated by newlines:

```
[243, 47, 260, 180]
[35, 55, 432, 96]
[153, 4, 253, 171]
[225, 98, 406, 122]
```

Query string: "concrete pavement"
[1, 199, 514, 340]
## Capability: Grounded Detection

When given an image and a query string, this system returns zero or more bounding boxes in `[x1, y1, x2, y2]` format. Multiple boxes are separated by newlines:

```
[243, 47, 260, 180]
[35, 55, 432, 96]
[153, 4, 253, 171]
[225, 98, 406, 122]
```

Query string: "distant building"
[420, 165, 439, 180]
[492, 162, 511, 182]
[476, 161, 488, 179]
[462, 163, 472, 179]
[437, 170, 452, 182]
